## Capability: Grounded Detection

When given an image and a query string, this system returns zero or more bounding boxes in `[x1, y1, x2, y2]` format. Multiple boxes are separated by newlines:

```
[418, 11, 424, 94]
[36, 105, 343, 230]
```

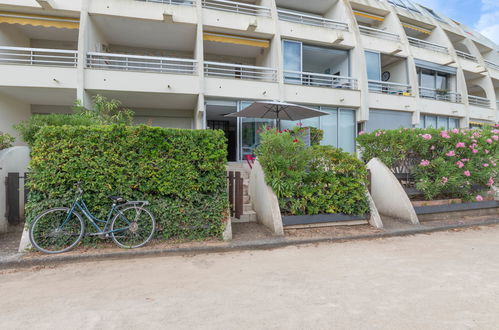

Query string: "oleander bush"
[356, 126, 499, 201]
[0, 131, 14, 150]
[256, 128, 370, 216]
[26, 125, 229, 241]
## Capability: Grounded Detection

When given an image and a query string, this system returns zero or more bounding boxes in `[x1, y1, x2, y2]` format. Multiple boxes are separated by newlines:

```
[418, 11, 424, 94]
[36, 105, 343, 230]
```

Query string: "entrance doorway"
[206, 101, 238, 162]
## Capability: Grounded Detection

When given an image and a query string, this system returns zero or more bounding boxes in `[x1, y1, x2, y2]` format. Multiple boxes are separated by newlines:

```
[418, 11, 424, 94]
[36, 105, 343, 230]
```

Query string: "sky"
[415, 0, 499, 45]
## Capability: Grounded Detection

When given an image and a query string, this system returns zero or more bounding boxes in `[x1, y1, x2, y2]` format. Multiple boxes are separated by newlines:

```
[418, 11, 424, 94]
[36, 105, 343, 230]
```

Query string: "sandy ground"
[2, 226, 499, 330]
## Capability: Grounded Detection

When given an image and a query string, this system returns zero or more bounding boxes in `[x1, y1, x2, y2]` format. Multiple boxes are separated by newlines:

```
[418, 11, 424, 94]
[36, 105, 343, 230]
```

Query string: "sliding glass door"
[282, 40, 302, 84]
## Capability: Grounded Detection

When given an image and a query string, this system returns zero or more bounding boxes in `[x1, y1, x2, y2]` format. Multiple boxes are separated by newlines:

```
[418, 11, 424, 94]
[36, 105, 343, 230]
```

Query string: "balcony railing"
[202, 0, 271, 17]
[359, 26, 399, 41]
[284, 71, 357, 90]
[468, 95, 491, 108]
[485, 60, 499, 71]
[368, 80, 411, 95]
[419, 87, 461, 103]
[0, 46, 77, 67]
[86, 52, 197, 74]
[456, 50, 477, 62]
[408, 37, 449, 54]
[136, 0, 195, 5]
[204, 61, 277, 82]
[277, 9, 348, 31]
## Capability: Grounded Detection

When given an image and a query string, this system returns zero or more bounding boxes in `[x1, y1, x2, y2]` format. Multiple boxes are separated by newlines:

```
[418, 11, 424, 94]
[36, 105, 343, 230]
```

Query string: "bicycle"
[29, 182, 156, 254]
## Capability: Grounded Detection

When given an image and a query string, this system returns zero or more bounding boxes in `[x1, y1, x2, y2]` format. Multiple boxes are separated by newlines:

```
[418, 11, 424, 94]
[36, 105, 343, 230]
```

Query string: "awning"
[415, 59, 457, 75]
[0, 11, 79, 29]
[353, 10, 384, 22]
[402, 23, 431, 35]
[203, 32, 269, 48]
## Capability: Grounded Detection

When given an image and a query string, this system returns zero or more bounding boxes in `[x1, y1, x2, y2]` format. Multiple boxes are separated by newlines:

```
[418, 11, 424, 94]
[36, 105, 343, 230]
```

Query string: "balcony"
[284, 71, 357, 90]
[86, 52, 197, 74]
[468, 95, 491, 108]
[368, 80, 411, 95]
[408, 37, 448, 54]
[485, 60, 499, 71]
[0, 46, 77, 67]
[359, 26, 399, 42]
[456, 50, 478, 62]
[201, 0, 271, 17]
[277, 9, 348, 31]
[204, 61, 276, 82]
[419, 87, 461, 103]
[135, 0, 195, 5]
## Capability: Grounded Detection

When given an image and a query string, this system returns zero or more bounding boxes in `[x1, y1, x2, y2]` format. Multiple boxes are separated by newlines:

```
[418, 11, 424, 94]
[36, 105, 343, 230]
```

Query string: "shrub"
[14, 95, 134, 146]
[0, 132, 14, 150]
[26, 125, 228, 241]
[256, 128, 369, 216]
[357, 127, 499, 201]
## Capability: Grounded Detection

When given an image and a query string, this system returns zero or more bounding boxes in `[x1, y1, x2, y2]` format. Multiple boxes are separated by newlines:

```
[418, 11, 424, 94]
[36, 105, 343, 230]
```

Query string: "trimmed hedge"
[357, 127, 499, 201]
[256, 128, 370, 216]
[26, 125, 229, 240]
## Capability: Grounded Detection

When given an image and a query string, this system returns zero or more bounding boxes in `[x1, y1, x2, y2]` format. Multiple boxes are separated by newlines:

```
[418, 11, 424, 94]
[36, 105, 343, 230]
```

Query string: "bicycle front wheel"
[110, 206, 155, 249]
[29, 207, 85, 254]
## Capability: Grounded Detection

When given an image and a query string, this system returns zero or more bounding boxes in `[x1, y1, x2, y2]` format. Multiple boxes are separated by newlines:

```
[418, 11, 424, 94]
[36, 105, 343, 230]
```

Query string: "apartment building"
[0, 0, 498, 160]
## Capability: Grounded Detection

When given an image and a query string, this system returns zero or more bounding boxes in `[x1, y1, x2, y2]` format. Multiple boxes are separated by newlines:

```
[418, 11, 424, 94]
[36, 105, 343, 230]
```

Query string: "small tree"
[0, 132, 14, 150]
[72, 95, 134, 125]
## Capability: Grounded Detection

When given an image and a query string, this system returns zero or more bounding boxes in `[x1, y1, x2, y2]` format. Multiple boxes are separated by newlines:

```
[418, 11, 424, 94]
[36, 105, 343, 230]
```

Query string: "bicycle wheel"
[110, 206, 155, 249]
[29, 207, 85, 254]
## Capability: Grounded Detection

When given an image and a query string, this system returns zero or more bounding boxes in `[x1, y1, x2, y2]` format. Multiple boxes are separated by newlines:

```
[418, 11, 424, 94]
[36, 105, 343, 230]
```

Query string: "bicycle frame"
[61, 196, 131, 235]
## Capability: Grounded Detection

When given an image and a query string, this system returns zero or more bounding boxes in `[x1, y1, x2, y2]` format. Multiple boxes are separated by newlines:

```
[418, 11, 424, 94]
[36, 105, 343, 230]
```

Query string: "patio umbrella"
[224, 101, 329, 129]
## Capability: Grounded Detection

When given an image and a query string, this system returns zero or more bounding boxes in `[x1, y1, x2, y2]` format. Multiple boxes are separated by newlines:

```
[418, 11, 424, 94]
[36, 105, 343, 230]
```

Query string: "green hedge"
[256, 128, 369, 216]
[26, 125, 229, 240]
[357, 127, 499, 201]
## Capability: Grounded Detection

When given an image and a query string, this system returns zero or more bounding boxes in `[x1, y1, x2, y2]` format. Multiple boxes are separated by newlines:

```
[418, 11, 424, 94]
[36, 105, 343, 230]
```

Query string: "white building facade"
[0, 0, 498, 160]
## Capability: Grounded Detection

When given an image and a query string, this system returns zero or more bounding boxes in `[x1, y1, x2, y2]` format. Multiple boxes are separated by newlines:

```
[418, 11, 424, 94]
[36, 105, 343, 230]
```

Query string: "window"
[421, 5, 442, 20]
[365, 51, 381, 81]
[419, 115, 460, 129]
[365, 109, 413, 132]
[417, 67, 450, 91]
[282, 40, 302, 84]
[387, 0, 420, 12]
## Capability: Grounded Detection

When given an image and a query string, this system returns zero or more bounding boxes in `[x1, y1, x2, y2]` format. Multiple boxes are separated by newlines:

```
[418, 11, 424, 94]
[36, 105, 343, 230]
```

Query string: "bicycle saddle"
[109, 196, 127, 204]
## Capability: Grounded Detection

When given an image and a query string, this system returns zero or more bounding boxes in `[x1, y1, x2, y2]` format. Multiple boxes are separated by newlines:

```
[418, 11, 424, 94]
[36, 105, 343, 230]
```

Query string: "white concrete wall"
[0, 93, 31, 144]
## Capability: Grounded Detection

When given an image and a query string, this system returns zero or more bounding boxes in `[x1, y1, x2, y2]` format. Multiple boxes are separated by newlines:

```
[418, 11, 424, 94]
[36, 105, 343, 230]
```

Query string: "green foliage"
[357, 127, 499, 201]
[308, 127, 324, 146]
[0, 131, 14, 150]
[26, 125, 229, 241]
[14, 95, 134, 146]
[256, 128, 369, 216]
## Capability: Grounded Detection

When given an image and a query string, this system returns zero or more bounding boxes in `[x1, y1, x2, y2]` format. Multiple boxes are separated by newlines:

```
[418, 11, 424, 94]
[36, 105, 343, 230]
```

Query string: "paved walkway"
[2, 226, 499, 329]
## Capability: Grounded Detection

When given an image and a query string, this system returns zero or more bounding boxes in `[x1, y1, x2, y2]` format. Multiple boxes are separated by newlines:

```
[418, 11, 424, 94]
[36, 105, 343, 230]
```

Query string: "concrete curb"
[2, 218, 499, 270]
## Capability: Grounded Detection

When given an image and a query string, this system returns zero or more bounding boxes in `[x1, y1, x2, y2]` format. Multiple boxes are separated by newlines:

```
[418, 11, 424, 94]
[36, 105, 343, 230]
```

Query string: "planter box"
[282, 213, 369, 227]
[414, 200, 499, 222]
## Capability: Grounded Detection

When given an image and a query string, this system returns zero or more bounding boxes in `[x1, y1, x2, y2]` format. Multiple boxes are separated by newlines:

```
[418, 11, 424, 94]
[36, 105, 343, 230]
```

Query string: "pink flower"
[358, 131, 365, 135]
[473, 132, 481, 137]
[476, 195, 484, 202]
[451, 128, 459, 134]
[487, 138, 493, 144]
[456, 142, 466, 148]
[445, 150, 455, 156]
[472, 149, 479, 154]
[375, 132, 382, 137]
[461, 158, 470, 162]
[440, 131, 450, 139]
[420, 134, 432, 140]
[493, 135, 499, 141]
[464, 170, 471, 177]
[430, 145, 435, 150]
[485, 149, 490, 154]
[456, 161, 465, 168]
[492, 129, 499, 134]
[441, 177, 448, 184]
[469, 143, 477, 149]
[483, 163, 489, 167]
[420, 160, 430, 166]
[487, 178, 495, 186]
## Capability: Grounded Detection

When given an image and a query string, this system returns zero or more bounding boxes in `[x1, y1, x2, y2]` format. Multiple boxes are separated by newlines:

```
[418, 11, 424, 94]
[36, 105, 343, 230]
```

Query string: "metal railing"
[204, 61, 277, 82]
[202, 0, 271, 17]
[419, 87, 461, 103]
[136, 0, 195, 5]
[485, 60, 499, 71]
[284, 70, 358, 90]
[456, 50, 477, 62]
[408, 37, 449, 54]
[468, 95, 491, 108]
[359, 26, 399, 41]
[0, 46, 77, 67]
[277, 9, 348, 31]
[368, 80, 411, 95]
[86, 52, 197, 74]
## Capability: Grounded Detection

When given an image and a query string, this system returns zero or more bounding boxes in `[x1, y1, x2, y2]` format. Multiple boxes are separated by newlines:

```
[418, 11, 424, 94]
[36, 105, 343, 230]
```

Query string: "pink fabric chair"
[245, 155, 256, 169]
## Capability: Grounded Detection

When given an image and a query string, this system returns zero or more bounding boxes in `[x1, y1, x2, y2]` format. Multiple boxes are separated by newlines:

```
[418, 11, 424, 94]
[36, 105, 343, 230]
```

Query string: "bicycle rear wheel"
[29, 207, 85, 254]
[110, 206, 155, 249]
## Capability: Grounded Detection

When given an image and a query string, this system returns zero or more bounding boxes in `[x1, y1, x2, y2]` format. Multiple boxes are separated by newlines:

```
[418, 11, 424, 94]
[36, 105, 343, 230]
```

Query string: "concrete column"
[194, 0, 205, 129]
[77, 0, 91, 108]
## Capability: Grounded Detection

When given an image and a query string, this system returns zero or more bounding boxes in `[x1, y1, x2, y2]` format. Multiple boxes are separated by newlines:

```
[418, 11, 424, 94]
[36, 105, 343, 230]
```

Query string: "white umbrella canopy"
[224, 101, 329, 128]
